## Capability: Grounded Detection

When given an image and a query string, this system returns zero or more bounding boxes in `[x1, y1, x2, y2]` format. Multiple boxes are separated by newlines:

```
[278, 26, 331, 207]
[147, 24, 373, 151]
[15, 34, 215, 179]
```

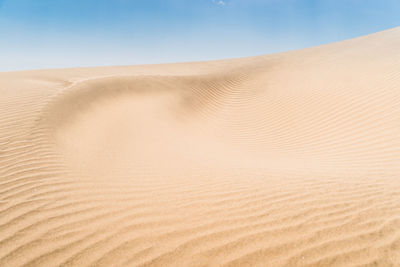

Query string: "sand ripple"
[1, 27, 400, 266]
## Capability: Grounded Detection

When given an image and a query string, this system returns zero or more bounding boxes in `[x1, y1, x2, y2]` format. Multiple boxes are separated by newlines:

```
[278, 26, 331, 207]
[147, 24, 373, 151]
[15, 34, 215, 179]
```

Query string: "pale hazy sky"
[1, 0, 400, 71]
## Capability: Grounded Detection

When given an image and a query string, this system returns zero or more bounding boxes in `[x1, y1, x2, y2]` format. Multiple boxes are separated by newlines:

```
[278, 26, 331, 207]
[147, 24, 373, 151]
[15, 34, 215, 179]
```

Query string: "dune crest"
[1, 27, 400, 266]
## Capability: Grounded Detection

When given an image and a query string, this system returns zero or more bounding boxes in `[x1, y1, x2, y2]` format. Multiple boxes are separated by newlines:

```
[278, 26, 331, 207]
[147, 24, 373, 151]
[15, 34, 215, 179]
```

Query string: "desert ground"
[1, 27, 400, 266]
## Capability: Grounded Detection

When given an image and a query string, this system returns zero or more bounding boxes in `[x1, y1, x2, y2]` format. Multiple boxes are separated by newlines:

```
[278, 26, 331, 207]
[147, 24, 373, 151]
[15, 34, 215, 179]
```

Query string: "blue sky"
[1, 0, 400, 71]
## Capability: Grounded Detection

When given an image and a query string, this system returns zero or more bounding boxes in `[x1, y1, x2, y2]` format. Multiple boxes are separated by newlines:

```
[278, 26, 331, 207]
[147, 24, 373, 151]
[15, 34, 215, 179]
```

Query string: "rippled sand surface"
[1, 28, 400, 266]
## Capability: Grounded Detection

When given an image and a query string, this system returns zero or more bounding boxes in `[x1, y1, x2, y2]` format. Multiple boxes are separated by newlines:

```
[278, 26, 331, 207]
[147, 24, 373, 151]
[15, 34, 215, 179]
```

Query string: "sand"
[1, 27, 400, 266]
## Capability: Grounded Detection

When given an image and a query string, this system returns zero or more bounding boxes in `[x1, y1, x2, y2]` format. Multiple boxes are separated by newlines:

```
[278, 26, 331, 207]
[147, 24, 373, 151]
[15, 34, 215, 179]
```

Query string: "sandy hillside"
[1, 27, 400, 267]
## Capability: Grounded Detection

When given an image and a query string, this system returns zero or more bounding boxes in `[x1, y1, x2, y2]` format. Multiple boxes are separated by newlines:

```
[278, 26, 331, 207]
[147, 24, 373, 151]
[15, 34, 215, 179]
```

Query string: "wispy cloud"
[212, 0, 226, 6]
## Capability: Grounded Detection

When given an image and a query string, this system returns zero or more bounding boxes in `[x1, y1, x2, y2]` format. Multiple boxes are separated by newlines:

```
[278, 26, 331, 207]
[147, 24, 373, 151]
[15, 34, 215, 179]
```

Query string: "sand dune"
[1, 27, 400, 266]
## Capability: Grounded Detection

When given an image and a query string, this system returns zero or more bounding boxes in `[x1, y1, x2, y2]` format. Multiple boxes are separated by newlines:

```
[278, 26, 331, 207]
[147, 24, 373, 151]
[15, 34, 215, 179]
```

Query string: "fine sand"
[1, 27, 400, 266]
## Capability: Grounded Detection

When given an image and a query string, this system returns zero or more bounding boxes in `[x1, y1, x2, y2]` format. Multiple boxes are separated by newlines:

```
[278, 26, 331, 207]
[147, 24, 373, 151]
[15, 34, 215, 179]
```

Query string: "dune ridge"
[1, 27, 400, 266]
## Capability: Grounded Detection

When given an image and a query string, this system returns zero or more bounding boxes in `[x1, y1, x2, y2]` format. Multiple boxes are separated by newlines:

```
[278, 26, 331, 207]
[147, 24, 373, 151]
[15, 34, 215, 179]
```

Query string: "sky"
[1, 0, 400, 71]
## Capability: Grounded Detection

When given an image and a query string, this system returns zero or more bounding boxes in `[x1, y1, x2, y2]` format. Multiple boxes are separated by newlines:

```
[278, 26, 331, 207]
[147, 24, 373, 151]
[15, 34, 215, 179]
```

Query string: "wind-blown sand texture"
[1, 27, 400, 267]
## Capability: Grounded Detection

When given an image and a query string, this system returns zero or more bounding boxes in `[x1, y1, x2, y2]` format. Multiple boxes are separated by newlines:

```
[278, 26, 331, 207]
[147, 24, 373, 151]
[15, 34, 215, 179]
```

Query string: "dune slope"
[1, 27, 400, 266]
